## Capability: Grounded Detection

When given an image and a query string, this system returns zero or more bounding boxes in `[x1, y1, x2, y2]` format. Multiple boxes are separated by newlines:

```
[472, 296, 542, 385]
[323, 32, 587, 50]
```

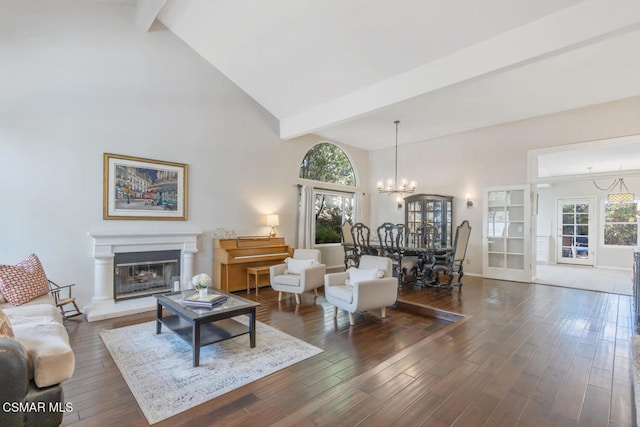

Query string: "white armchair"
[324, 255, 398, 326]
[270, 249, 326, 304]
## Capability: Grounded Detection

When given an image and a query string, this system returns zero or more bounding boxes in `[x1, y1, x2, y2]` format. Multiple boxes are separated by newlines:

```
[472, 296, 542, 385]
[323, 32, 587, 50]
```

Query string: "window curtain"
[354, 192, 364, 223]
[297, 185, 313, 249]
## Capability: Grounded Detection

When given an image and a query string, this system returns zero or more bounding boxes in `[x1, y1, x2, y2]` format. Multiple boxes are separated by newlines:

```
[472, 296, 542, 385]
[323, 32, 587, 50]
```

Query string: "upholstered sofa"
[0, 287, 75, 426]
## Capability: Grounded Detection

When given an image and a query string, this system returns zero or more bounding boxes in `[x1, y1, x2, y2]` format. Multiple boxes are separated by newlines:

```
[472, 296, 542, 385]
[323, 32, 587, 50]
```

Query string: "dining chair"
[376, 222, 415, 286]
[414, 223, 438, 286]
[398, 223, 419, 283]
[429, 220, 472, 290]
[416, 223, 439, 250]
[351, 223, 378, 260]
[340, 222, 358, 269]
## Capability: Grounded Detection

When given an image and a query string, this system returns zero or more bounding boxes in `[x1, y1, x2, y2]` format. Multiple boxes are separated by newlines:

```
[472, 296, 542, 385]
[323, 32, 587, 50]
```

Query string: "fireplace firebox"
[114, 250, 180, 300]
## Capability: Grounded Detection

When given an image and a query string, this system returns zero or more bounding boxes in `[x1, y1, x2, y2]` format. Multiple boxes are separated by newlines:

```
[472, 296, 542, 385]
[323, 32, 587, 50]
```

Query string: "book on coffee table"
[182, 293, 227, 308]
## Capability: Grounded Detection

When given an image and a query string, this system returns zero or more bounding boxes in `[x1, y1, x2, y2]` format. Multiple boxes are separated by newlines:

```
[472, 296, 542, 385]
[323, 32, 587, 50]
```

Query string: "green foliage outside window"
[300, 143, 356, 186]
[315, 194, 353, 244]
[300, 143, 356, 244]
[604, 202, 638, 246]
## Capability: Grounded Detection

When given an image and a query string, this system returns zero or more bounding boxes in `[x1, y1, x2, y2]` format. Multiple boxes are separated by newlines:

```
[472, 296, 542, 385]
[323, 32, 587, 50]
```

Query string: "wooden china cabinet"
[404, 194, 453, 248]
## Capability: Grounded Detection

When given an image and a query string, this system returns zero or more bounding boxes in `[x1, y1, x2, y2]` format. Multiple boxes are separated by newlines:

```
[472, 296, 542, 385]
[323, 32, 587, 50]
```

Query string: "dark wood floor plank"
[58, 277, 636, 427]
[609, 377, 635, 427]
[579, 384, 611, 427]
[484, 389, 529, 427]
[551, 355, 592, 421]
[329, 372, 416, 426]
[427, 370, 493, 425]
[355, 372, 441, 426]
[429, 360, 480, 397]
[511, 370, 541, 399]
[593, 340, 616, 372]
[450, 391, 500, 426]
[392, 391, 445, 426]
[486, 339, 536, 395]
[517, 398, 556, 427]
[588, 366, 613, 391]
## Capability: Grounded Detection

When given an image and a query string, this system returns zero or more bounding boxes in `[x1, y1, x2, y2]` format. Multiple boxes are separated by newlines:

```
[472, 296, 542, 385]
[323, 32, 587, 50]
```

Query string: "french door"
[483, 185, 532, 282]
[556, 198, 594, 266]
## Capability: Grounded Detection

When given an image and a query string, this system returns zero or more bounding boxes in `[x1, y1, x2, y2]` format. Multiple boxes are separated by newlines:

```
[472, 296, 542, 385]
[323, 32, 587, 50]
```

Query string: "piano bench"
[246, 266, 272, 296]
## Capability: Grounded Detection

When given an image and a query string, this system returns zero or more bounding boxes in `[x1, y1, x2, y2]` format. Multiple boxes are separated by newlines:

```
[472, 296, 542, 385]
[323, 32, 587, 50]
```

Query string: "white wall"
[369, 96, 640, 277]
[0, 1, 369, 308]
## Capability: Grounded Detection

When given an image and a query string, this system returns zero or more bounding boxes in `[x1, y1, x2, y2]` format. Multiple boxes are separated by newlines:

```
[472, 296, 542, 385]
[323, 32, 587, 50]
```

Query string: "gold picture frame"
[103, 153, 188, 220]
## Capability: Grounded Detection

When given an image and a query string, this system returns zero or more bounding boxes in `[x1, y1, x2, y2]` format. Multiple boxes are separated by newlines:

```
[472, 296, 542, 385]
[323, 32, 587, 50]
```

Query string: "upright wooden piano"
[213, 236, 294, 293]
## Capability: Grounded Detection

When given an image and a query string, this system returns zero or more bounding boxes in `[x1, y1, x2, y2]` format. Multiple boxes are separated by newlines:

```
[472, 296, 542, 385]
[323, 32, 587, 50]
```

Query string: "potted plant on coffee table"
[192, 273, 211, 299]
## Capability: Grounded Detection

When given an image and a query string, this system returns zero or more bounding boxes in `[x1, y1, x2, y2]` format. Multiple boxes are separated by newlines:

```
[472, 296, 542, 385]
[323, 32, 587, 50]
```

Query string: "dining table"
[361, 239, 452, 287]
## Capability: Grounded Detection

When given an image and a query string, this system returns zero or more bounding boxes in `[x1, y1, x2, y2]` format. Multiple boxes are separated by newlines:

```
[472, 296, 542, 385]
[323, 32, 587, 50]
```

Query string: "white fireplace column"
[93, 255, 115, 302]
[86, 231, 202, 321]
[181, 249, 197, 288]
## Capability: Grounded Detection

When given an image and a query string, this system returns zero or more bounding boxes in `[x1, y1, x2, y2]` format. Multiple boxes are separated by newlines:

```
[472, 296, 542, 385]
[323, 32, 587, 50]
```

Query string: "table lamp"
[267, 214, 279, 237]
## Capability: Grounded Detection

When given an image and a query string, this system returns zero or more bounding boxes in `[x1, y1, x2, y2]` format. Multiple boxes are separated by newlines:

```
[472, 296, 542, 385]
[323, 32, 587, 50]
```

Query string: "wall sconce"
[466, 193, 473, 209]
[395, 194, 404, 210]
[267, 214, 279, 237]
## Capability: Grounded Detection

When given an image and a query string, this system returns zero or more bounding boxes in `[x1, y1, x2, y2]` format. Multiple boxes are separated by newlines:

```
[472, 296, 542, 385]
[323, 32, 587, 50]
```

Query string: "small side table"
[246, 266, 272, 296]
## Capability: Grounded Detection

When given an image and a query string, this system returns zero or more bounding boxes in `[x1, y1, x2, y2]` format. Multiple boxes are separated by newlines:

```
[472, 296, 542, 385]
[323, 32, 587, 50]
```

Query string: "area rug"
[100, 316, 323, 424]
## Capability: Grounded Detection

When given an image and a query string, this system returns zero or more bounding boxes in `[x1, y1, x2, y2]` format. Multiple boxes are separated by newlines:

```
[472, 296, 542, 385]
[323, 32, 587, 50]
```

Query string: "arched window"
[299, 143, 357, 244]
[299, 143, 356, 186]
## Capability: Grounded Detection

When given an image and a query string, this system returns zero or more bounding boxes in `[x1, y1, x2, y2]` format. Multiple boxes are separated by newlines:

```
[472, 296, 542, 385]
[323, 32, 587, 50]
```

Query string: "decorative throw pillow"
[0, 290, 5, 304]
[347, 267, 380, 286]
[285, 258, 317, 275]
[0, 253, 50, 306]
[0, 309, 14, 338]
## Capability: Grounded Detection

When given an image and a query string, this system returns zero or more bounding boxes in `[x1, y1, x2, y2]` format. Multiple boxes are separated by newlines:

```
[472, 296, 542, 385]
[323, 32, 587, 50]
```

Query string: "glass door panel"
[557, 198, 594, 266]
[507, 254, 525, 270]
[507, 238, 524, 254]
[488, 238, 505, 252]
[489, 253, 505, 268]
[483, 185, 531, 282]
[507, 206, 524, 220]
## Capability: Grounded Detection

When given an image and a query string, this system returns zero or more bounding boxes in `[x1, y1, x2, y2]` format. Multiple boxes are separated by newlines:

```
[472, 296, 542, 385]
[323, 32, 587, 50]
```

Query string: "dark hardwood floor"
[60, 276, 636, 426]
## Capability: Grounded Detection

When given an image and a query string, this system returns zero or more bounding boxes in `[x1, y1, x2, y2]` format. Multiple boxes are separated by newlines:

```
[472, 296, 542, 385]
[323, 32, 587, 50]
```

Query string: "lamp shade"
[267, 215, 279, 226]
[608, 193, 634, 203]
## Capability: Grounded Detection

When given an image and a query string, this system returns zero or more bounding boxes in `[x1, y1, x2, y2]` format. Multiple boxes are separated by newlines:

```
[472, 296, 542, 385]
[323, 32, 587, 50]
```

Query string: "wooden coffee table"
[155, 289, 259, 367]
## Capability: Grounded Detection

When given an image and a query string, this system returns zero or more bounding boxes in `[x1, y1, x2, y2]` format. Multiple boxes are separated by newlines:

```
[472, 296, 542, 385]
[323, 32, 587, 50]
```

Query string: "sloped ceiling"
[155, 0, 640, 151]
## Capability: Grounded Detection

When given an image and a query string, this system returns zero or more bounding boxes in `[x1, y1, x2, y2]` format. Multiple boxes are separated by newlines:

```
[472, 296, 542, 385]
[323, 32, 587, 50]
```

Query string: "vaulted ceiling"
[151, 0, 640, 151]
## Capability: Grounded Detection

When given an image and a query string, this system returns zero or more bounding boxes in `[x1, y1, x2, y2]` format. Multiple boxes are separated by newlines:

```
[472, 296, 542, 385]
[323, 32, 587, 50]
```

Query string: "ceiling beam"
[279, 0, 640, 140]
[134, 0, 168, 31]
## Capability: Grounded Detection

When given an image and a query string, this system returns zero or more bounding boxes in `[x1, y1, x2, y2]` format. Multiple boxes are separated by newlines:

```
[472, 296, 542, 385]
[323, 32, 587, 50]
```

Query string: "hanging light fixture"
[608, 178, 634, 202]
[592, 176, 635, 202]
[377, 120, 416, 207]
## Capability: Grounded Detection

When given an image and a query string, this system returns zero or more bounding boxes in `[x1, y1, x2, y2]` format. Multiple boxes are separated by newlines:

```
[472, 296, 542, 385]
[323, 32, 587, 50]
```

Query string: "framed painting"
[103, 153, 188, 220]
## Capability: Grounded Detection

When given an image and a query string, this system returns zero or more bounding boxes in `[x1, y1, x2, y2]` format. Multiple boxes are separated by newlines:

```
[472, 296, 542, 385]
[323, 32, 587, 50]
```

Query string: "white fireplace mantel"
[85, 230, 201, 321]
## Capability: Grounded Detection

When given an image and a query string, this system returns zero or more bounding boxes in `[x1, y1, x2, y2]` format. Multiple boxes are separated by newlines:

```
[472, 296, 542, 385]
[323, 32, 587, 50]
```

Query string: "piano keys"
[213, 236, 294, 293]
